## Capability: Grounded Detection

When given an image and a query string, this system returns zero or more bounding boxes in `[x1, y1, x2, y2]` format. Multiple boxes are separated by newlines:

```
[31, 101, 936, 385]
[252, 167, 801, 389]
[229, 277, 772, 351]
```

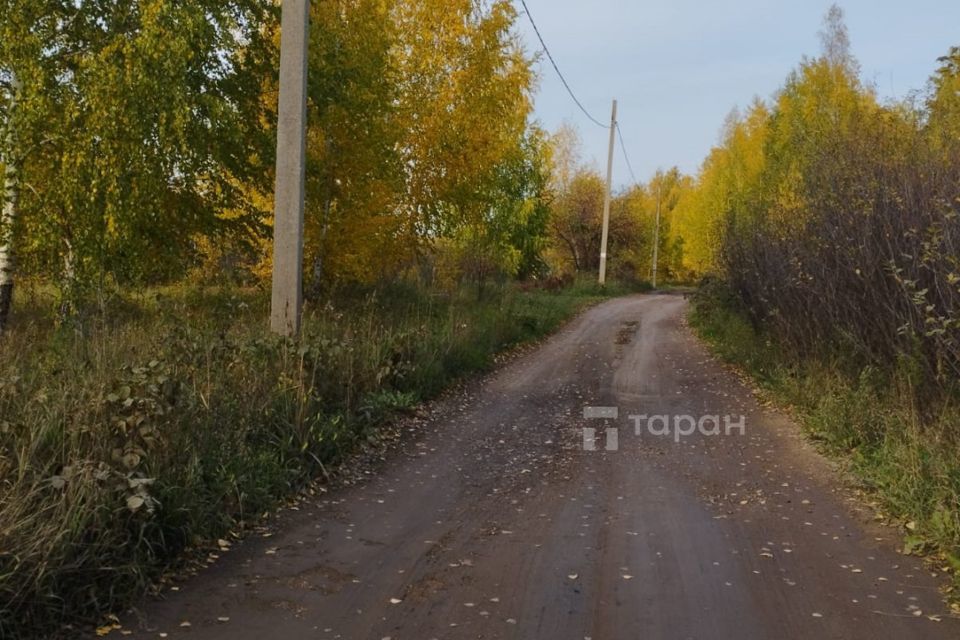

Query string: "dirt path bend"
[122, 294, 958, 640]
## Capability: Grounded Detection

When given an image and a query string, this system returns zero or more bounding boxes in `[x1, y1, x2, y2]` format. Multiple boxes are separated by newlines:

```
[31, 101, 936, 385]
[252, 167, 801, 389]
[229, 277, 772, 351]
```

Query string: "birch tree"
[0, 72, 20, 333]
[1, 0, 276, 328]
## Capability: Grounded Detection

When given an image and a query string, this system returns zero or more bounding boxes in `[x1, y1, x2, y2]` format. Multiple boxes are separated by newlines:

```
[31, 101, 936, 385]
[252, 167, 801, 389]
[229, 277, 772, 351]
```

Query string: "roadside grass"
[0, 276, 637, 638]
[689, 279, 960, 601]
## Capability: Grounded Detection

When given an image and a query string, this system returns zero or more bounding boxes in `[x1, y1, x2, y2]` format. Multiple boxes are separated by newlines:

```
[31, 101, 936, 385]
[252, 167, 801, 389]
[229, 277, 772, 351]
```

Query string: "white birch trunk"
[0, 72, 22, 334]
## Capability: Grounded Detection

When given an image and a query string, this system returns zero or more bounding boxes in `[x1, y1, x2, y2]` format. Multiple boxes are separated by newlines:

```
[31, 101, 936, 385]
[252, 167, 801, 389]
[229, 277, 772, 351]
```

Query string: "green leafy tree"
[454, 125, 553, 294]
[0, 0, 276, 329]
[297, 0, 404, 291]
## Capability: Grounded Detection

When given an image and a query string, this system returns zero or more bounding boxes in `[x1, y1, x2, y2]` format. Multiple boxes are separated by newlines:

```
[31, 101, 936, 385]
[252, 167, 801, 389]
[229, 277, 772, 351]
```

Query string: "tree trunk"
[0, 72, 22, 336]
[309, 136, 335, 299]
[58, 235, 78, 325]
[557, 231, 580, 272]
[309, 193, 332, 298]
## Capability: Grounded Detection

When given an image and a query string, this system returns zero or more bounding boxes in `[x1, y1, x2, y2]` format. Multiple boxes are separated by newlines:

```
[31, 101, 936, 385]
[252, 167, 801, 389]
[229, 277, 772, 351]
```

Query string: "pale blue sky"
[514, 0, 960, 187]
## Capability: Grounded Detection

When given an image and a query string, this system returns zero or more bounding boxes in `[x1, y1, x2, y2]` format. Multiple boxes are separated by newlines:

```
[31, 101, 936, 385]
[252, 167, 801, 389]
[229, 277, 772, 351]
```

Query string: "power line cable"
[517, 0, 607, 129]
[518, 1, 644, 191]
[615, 122, 640, 186]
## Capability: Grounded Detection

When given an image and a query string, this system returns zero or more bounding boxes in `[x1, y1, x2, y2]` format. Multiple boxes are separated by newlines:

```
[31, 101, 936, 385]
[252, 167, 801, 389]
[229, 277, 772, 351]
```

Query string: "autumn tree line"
[0, 0, 536, 331]
[673, 7, 960, 397]
[4, 1, 959, 390]
[0, 0, 687, 339]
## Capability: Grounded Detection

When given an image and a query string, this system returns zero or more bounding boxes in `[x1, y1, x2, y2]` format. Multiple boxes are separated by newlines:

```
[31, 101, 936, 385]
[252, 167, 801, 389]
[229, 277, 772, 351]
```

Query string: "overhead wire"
[517, 0, 608, 129]
[614, 122, 640, 187]
[519, 0, 644, 190]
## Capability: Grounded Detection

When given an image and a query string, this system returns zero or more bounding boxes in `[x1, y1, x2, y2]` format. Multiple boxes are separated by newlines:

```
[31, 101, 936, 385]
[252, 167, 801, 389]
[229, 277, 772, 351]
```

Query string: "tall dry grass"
[0, 279, 614, 637]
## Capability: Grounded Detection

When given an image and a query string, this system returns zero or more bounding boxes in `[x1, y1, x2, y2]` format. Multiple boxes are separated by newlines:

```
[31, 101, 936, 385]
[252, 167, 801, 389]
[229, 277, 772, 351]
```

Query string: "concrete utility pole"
[651, 177, 662, 289]
[270, 0, 310, 337]
[598, 99, 617, 286]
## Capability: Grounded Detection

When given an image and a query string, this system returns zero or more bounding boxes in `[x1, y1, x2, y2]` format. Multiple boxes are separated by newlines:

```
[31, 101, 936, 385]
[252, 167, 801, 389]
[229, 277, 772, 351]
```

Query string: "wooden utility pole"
[598, 99, 617, 285]
[651, 177, 662, 289]
[270, 0, 310, 337]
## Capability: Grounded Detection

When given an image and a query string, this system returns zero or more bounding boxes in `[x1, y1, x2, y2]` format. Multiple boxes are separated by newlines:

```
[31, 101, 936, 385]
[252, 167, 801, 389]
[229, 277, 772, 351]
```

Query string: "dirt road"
[123, 294, 958, 639]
